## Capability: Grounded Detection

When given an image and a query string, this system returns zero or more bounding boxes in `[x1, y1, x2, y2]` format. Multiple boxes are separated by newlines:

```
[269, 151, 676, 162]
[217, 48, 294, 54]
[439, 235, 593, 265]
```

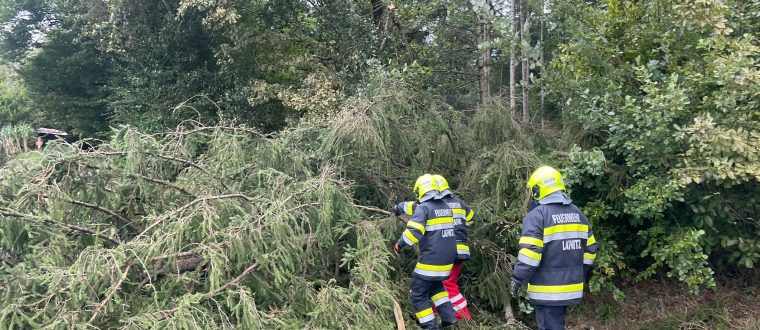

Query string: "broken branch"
[90, 263, 133, 322]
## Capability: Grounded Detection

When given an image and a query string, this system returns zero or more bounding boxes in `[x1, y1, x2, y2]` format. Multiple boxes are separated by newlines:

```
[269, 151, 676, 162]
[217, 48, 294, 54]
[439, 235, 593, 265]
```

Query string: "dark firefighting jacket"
[397, 199, 458, 281]
[512, 192, 599, 306]
[396, 195, 475, 260]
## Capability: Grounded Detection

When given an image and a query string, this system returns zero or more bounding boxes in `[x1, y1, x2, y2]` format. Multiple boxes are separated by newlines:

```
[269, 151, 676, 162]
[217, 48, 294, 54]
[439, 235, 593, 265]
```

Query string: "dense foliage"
[549, 0, 760, 293]
[0, 65, 32, 124]
[0, 0, 758, 328]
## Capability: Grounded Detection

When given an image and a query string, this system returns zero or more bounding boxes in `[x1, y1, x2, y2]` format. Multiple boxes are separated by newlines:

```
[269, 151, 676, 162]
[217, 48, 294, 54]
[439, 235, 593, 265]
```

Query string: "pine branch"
[66, 199, 140, 232]
[138, 243, 232, 290]
[89, 263, 132, 322]
[149, 250, 203, 262]
[131, 173, 198, 199]
[141, 258, 259, 313]
[134, 194, 253, 240]
[148, 153, 232, 192]
[165, 126, 270, 138]
[140, 260, 259, 319]
[204, 262, 259, 298]
[354, 204, 407, 228]
[167, 255, 207, 275]
[77, 162, 198, 199]
[100, 151, 231, 192]
[144, 307, 179, 321]
[354, 204, 392, 215]
[136, 255, 207, 284]
[0, 207, 121, 245]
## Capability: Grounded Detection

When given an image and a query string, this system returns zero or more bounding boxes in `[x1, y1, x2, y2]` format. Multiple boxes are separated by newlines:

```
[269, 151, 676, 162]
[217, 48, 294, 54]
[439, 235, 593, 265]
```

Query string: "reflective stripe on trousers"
[415, 308, 435, 324]
[410, 278, 456, 328]
[431, 291, 450, 307]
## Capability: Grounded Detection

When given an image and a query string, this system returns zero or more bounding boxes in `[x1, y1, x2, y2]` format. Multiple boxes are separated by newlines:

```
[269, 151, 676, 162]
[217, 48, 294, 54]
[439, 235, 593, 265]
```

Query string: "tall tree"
[520, 0, 530, 122]
[20, 29, 111, 137]
[0, 0, 111, 137]
[539, 0, 545, 127]
[475, 6, 492, 104]
[509, 0, 517, 111]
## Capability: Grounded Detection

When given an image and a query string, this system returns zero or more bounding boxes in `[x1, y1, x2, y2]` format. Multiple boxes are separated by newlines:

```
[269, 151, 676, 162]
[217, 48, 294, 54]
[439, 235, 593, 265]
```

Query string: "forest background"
[0, 0, 758, 328]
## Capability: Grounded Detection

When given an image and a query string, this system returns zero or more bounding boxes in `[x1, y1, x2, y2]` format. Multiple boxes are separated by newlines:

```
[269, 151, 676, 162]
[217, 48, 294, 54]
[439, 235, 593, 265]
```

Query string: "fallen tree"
[0, 78, 535, 328]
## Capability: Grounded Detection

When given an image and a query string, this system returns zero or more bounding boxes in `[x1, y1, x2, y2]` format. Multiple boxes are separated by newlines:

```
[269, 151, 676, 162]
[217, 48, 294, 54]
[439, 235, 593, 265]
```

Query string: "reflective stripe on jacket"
[512, 192, 599, 306]
[397, 199, 457, 281]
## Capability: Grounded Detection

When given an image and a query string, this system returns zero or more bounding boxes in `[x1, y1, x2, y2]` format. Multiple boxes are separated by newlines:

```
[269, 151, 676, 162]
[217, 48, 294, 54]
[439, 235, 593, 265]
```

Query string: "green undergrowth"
[567, 278, 760, 330]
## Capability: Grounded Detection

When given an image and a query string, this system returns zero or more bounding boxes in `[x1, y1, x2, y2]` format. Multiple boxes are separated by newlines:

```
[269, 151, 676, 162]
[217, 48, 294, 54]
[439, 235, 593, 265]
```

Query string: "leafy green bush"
[638, 228, 716, 294]
[550, 0, 760, 294]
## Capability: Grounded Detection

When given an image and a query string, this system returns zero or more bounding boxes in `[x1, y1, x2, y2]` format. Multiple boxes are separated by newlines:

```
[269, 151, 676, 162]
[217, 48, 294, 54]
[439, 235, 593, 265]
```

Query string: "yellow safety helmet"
[413, 174, 437, 202]
[431, 174, 450, 191]
[431, 174, 452, 199]
[526, 166, 566, 200]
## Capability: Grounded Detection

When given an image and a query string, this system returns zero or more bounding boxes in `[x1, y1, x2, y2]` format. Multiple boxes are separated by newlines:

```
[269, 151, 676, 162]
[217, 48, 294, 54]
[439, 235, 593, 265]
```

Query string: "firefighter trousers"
[410, 277, 456, 329]
[535, 305, 567, 330]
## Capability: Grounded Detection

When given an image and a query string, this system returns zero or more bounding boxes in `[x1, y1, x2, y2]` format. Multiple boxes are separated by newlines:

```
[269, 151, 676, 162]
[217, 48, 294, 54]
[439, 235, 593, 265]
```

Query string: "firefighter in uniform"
[510, 166, 599, 330]
[394, 174, 458, 329]
[394, 175, 475, 320]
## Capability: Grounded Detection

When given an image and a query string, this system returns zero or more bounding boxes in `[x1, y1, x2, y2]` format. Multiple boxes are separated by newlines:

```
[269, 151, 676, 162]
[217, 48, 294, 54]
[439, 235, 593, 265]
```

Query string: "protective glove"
[509, 279, 522, 298]
[393, 242, 400, 256]
[584, 265, 594, 285]
[392, 204, 402, 216]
